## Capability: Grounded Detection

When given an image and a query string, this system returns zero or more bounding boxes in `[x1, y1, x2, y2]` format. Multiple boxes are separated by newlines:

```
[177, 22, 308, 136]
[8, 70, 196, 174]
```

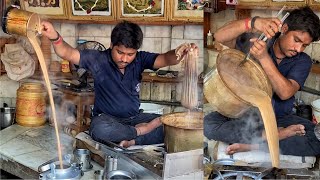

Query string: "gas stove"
[75, 132, 203, 179]
[206, 159, 318, 180]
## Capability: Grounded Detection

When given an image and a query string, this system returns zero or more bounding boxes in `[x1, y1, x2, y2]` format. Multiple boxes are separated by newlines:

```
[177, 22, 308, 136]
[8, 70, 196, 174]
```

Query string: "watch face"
[77, 41, 106, 51]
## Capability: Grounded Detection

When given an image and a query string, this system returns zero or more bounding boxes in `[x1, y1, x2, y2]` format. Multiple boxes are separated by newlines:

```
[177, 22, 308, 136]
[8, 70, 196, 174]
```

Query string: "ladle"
[239, 7, 289, 66]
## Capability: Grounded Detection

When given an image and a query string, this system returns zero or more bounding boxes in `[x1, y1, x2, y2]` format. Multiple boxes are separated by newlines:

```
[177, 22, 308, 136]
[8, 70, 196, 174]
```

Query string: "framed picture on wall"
[238, 0, 269, 6]
[68, 0, 115, 21]
[270, 0, 307, 8]
[118, 0, 168, 21]
[19, 0, 68, 19]
[169, 0, 204, 22]
[309, 0, 320, 9]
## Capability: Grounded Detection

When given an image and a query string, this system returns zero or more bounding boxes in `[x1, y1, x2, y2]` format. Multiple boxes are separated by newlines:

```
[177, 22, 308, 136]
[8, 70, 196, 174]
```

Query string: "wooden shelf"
[236, 4, 320, 11]
[311, 64, 320, 74]
[141, 72, 203, 84]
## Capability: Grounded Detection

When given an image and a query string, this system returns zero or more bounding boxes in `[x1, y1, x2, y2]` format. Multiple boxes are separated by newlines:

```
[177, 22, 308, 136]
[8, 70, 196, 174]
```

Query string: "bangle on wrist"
[52, 35, 63, 45]
[244, 18, 250, 31]
[251, 16, 259, 30]
[49, 32, 60, 41]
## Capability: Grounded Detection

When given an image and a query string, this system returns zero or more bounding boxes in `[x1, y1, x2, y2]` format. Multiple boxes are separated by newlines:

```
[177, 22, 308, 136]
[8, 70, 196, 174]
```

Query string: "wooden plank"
[311, 64, 320, 74]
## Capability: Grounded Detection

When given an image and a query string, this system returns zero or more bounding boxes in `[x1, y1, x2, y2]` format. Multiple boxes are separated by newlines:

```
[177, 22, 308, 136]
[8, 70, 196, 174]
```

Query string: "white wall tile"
[78, 24, 112, 37]
[66, 37, 78, 47]
[141, 38, 162, 53]
[251, 9, 272, 17]
[304, 44, 313, 58]
[312, 43, 320, 62]
[61, 23, 76, 37]
[0, 75, 19, 98]
[145, 26, 171, 38]
[184, 25, 203, 40]
[161, 38, 171, 53]
[172, 26, 184, 39]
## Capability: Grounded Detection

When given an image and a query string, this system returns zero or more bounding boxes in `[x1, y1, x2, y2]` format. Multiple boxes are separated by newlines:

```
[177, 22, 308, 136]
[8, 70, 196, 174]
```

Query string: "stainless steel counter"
[0, 124, 102, 179]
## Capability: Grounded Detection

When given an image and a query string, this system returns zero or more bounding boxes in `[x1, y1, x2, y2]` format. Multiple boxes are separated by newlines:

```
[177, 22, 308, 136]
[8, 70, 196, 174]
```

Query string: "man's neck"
[273, 39, 286, 62]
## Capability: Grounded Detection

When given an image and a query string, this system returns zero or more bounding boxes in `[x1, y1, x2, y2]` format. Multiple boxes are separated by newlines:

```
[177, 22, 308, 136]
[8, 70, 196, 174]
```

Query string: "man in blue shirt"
[204, 7, 320, 156]
[41, 21, 198, 148]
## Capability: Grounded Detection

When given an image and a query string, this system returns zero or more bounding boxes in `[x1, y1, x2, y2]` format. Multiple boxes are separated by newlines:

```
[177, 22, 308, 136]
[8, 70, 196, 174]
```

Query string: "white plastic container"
[139, 103, 164, 115]
[311, 99, 320, 124]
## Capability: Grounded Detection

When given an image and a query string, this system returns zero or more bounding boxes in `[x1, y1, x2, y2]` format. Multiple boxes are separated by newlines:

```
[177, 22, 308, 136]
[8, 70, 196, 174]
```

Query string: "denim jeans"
[89, 112, 163, 145]
[204, 109, 320, 156]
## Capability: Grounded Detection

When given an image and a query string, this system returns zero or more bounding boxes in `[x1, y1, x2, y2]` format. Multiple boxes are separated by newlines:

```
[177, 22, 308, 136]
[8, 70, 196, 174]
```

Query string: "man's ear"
[281, 23, 288, 34]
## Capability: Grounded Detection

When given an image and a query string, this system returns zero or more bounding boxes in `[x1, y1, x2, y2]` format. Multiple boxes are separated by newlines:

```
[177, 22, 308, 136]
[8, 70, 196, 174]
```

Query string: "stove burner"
[209, 165, 286, 180]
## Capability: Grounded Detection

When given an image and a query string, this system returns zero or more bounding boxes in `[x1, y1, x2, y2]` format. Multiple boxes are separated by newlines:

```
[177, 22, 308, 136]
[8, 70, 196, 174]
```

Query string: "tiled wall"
[0, 23, 203, 109]
[207, 9, 320, 105]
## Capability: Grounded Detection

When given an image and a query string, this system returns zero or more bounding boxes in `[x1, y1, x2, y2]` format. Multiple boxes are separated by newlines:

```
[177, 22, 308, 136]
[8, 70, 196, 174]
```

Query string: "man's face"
[279, 30, 312, 58]
[111, 45, 137, 69]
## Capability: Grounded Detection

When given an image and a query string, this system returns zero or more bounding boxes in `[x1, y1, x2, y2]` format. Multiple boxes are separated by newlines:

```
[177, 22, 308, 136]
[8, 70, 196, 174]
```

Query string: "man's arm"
[214, 17, 281, 48]
[153, 43, 198, 69]
[41, 21, 80, 65]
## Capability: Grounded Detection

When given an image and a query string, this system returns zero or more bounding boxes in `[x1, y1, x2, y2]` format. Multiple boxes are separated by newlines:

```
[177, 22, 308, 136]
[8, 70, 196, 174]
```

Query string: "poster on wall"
[272, 0, 304, 1]
[19, 0, 68, 19]
[71, 0, 111, 16]
[169, 0, 204, 22]
[121, 0, 165, 17]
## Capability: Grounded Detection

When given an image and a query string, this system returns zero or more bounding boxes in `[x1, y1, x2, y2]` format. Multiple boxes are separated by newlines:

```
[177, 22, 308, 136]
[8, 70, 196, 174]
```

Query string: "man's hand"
[175, 43, 199, 62]
[40, 21, 59, 40]
[135, 118, 162, 136]
[249, 38, 270, 61]
[253, 17, 282, 39]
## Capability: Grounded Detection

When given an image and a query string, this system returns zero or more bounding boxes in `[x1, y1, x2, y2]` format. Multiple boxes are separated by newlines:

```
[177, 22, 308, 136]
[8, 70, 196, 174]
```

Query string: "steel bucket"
[204, 49, 272, 118]
[161, 112, 203, 153]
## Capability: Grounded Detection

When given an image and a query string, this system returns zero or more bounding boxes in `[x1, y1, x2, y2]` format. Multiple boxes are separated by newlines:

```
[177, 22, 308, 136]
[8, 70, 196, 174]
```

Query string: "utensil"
[94, 170, 104, 180]
[0, 106, 15, 129]
[105, 170, 137, 180]
[73, 149, 93, 171]
[239, 7, 289, 66]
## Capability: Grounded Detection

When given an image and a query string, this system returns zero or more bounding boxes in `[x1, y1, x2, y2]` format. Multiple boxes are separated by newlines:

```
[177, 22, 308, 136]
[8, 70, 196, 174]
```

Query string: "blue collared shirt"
[79, 48, 159, 118]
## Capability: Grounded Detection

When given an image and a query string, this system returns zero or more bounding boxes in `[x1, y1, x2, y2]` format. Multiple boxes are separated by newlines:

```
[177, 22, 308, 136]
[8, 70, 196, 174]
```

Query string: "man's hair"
[111, 21, 143, 49]
[284, 6, 320, 42]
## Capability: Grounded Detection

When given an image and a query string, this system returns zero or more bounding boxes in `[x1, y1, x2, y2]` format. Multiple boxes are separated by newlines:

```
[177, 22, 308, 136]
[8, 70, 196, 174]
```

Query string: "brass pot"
[161, 112, 203, 153]
[204, 49, 272, 118]
[16, 82, 47, 127]
[2, 7, 41, 37]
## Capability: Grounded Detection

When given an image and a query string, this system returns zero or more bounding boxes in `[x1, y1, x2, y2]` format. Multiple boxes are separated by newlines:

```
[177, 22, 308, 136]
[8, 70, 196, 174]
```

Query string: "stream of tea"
[27, 29, 64, 168]
[221, 71, 280, 167]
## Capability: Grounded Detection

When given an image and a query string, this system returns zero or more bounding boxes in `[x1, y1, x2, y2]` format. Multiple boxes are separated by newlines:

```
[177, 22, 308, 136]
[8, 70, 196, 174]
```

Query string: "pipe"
[301, 87, 320, 96]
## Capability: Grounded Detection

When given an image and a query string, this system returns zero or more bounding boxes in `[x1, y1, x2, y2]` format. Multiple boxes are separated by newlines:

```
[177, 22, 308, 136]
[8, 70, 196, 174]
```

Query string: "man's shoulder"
[296, 52, 312, 64]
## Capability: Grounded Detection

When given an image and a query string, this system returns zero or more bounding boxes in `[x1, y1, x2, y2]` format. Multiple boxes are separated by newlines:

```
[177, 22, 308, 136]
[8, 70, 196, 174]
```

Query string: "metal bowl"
[105, 170, 136, 180]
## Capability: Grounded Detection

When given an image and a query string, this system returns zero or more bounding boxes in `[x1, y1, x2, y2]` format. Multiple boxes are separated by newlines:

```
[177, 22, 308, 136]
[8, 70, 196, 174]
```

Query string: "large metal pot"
[204, 49, 272, 118]
[161, 112, 203, 153]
